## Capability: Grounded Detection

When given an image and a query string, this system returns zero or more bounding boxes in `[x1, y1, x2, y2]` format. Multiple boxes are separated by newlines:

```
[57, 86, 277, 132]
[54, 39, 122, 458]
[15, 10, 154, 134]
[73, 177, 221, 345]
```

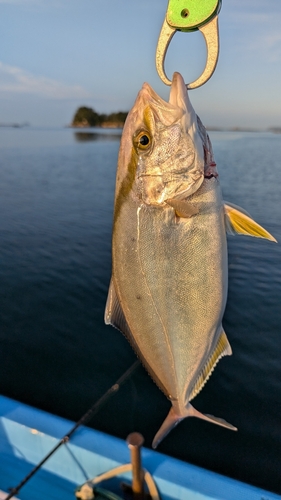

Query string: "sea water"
[0, 127, 281, 494]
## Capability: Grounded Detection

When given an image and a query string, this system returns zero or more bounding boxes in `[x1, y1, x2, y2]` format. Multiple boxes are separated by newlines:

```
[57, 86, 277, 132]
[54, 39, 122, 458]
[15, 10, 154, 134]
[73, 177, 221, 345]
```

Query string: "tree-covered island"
[71, 106, 128, 128]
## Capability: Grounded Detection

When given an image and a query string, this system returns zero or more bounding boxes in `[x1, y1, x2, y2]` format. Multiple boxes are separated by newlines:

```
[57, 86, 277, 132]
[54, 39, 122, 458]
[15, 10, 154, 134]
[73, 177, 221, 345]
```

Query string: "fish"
[105, 72, 276, 448]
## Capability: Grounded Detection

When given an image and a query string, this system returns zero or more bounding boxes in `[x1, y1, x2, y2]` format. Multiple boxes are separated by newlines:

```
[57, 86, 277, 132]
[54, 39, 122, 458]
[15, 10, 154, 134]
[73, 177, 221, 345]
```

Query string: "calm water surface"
[0, 127, 281, 494]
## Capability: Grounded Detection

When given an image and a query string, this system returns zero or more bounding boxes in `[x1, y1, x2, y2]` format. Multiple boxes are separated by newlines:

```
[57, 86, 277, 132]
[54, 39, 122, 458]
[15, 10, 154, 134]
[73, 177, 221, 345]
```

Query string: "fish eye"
[134, 130, 151, 151]
[139, 134, 149, 146]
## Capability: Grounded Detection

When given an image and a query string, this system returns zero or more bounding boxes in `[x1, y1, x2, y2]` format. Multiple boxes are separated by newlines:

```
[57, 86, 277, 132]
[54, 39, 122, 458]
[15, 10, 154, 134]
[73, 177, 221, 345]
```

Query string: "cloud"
[0, 62, 91, 99]
[260, 32, 281, 61]
[225, 8, 281, 63]
[244, 29, 281, 62]
[0, 0, 55, 4]
[0, 0, 38, 3]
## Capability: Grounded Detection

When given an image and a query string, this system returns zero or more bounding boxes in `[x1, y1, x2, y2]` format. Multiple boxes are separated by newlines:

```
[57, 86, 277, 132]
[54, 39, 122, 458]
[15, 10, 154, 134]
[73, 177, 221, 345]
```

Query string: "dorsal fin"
[190, 330, 232, 401]
[224, 203, 277, 242]
[104, 278, 133, 339]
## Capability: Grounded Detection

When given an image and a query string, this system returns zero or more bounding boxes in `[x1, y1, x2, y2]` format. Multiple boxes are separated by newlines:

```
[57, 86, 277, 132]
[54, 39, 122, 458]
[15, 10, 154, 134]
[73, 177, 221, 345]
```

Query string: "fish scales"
[105, 72, 276, 447]
[113, 178, 227, 404]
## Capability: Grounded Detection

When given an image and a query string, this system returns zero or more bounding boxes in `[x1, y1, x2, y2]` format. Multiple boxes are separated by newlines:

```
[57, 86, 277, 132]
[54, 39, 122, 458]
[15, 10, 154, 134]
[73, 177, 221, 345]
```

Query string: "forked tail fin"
[152, 404, 237, 449]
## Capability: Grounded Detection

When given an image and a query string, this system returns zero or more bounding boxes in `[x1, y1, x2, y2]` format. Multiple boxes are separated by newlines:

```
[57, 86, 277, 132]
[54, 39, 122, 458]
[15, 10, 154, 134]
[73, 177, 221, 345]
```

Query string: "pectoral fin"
[224, 202, 277, 242]
[166, 198, 199, 218]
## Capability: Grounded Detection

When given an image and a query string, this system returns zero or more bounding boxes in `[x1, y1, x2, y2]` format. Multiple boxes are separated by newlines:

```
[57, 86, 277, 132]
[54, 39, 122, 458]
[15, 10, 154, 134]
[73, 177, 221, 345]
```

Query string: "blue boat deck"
[0, 395, 280, 500]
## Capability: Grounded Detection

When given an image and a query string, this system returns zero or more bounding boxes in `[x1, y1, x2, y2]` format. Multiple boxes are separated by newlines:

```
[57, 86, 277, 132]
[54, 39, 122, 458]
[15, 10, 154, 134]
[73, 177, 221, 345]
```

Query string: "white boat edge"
[0, 394, 280, 500]
[0, 492, 18, 500]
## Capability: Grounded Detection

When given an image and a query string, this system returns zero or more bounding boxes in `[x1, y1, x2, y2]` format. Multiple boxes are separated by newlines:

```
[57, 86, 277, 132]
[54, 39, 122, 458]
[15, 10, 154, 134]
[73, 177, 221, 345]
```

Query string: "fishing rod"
[5, 360, 140, 500]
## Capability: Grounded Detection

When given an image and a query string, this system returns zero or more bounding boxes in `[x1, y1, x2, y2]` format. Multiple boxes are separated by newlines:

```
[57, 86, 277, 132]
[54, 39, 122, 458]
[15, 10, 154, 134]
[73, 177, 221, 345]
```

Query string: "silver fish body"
[105, 72, 275, 447]
[111, 176, 228, 406]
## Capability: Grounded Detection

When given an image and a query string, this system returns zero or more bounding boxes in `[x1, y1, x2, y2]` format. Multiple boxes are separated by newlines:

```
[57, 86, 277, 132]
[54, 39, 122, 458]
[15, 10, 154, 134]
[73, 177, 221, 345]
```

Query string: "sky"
[0, 0, 281, 128]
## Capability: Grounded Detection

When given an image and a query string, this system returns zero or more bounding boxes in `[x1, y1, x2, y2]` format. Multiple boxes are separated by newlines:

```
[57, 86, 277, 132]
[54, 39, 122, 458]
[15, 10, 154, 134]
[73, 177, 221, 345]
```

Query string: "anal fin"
[190, 330, 232, 401]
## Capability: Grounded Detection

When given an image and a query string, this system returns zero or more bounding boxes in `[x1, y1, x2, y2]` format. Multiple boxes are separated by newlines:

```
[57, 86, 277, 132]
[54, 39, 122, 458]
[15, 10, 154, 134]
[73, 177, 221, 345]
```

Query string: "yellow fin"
[166, 199, 199, 218]
[224, 203, 277, 242]
[190, 330, 232, 401]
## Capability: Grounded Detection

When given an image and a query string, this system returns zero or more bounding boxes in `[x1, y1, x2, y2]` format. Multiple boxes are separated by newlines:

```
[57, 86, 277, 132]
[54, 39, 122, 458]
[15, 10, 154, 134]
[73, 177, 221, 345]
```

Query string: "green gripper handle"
[166, 0, 222, 32]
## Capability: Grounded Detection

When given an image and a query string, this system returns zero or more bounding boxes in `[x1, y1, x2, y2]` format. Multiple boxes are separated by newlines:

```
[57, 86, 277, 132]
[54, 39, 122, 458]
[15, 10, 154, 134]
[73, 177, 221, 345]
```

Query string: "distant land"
[0, 122, 29, 128]
[71, 106, 128, 128]
[268, 127, 281, 134]
[0, 109, 280, 133]
[70, 107, 281, 133]
[207, 126, 281, 134]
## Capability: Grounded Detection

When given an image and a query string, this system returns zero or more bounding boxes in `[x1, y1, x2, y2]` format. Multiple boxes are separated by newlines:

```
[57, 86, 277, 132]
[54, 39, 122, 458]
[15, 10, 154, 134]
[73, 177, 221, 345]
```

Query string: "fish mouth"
[137, 72, 194, 128]
[169, 73, 206, 170]
[169, 72, 195, 129]
[169, 72, 188, 107]
[169, 75, 219, 180]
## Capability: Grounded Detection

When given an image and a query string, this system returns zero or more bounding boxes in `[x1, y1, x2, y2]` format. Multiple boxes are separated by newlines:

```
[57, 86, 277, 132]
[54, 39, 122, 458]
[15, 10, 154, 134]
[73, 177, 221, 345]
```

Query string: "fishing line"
[5, 359, 140, 500]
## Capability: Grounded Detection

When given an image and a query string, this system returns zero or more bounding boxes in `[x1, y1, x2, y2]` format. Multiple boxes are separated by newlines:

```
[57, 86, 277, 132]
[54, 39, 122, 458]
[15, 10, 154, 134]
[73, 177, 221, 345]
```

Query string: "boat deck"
[0, 395, 280, 500]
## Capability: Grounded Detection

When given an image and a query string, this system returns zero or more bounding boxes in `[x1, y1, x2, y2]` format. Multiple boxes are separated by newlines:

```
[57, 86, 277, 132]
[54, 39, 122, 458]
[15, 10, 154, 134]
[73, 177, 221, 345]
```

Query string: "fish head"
[116, 72, 216, 207]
